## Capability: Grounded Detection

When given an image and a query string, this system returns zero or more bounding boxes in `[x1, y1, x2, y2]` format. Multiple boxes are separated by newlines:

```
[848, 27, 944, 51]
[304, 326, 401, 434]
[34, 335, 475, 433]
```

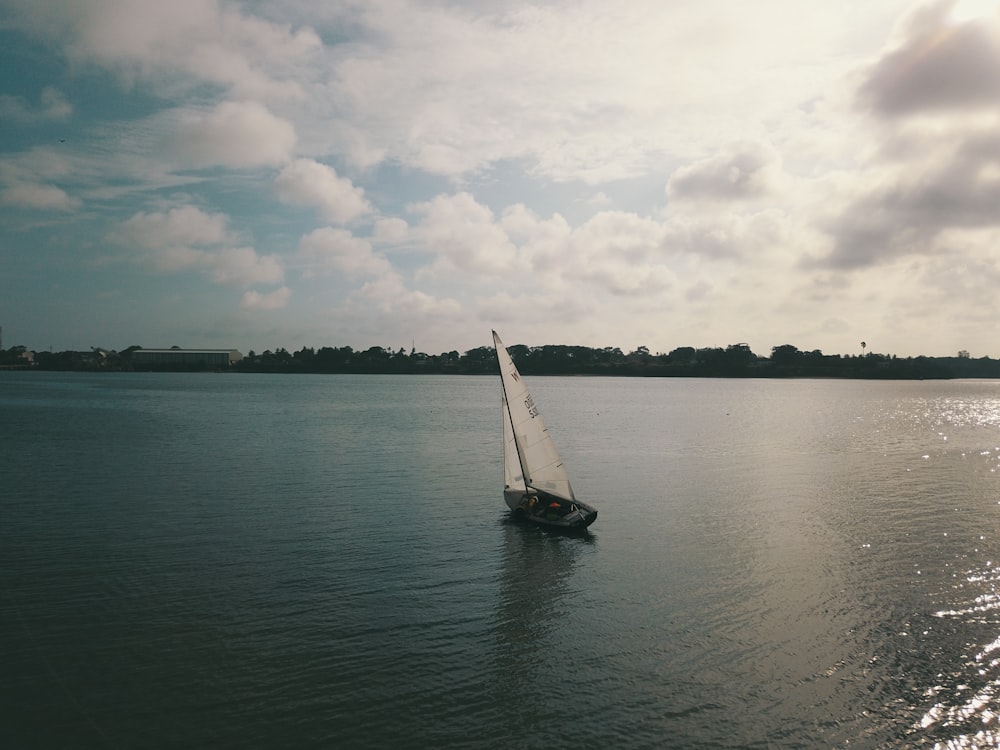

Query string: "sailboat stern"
[575, 504, 598, 528]
[566, 502, 598, 528]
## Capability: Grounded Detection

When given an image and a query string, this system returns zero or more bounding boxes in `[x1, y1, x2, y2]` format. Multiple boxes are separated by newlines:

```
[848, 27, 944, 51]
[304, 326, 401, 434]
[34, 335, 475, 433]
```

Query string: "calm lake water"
[3, 372, 1000, 748]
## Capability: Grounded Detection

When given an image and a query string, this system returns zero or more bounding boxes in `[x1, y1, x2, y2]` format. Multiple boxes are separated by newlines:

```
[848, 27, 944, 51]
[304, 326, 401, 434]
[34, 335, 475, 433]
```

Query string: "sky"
[2, 0, 1000, 358]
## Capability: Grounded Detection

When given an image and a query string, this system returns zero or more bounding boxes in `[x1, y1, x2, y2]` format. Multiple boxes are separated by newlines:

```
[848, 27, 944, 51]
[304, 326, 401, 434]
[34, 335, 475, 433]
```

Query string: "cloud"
[210, 247, 284, 286]
[393, 191, 774, 300]
[0, 87, 72, 121]
[663, 209, 792, 261]
[582, 191, 613, 208]
[402, 196, 680, 297]
[684, 279, 713, 302]
[167, 100, 296, 168]
[816, 2, 1000, 270]
[449, 200, 678, 297]
[407, 192, 524, 275]
[857, 2, 1000, 117]
[296, 227, 390, 278]
[348, 272, 461, 317]
[560, 210, 675, 295]
[667, 142, 780, 203]
[241, 286, 291, 311]
[1, 0, 321, 101]
[112, 205, 231, 249]
[110, 204, 284, 285]
[319, 270, 461, 349]
[304, 1, 881, 183]
[274, 159, 370, 223]
[820, 154, 1000, 269]
[0, 182, 80, 210]
[373, 217, 409, 243]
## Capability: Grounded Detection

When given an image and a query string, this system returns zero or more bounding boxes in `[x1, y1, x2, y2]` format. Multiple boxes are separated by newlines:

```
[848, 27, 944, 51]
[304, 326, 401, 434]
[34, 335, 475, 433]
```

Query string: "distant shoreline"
[3, 342, 998, 379]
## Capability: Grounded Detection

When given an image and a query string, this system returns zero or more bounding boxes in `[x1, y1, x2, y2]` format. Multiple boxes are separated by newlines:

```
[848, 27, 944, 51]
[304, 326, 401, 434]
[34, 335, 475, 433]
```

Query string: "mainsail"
[493, 330, 576, 502]
[502, 396, 526, 494]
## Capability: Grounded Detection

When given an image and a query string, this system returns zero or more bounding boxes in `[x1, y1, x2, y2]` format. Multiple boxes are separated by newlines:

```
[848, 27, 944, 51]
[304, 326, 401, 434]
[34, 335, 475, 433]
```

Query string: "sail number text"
[524, 395, 540, 418]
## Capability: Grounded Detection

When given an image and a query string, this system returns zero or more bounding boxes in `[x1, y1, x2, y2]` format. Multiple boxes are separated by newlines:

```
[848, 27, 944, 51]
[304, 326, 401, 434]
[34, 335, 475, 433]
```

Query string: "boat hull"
[504, 489, 598, 530]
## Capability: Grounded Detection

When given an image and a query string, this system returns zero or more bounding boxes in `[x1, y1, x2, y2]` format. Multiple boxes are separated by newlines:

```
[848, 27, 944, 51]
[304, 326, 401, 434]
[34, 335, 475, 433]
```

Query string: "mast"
[495, 331, 532, 490]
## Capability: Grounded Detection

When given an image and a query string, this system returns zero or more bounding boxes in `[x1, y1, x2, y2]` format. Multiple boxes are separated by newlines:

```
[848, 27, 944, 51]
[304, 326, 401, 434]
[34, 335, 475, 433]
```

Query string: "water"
[3, 373, 1000, 748]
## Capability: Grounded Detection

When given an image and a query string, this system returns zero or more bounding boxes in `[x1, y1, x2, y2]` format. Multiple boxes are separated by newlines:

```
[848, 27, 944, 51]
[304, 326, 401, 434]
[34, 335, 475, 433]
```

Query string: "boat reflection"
[488, 520, 592, 719]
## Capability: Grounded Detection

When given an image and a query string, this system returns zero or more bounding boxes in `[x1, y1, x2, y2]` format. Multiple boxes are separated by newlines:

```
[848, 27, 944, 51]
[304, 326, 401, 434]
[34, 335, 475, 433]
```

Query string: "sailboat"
[493, 330, 598, 530]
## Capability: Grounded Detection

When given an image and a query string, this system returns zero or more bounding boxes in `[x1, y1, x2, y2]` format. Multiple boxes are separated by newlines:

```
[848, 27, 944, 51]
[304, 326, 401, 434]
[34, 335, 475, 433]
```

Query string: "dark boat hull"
[505, 489, 597, 529]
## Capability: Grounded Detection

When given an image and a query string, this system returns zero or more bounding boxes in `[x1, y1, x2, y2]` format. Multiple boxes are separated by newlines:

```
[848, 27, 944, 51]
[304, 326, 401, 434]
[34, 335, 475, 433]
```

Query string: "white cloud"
[274, 159, 370, 223]
[296, 227, 390, 278]
[167, 100, 296, 168]
[557, 211, 675, 295]
[582, 192, 613, 209]
[437, 201, 679, 297]
[308, 1, 890, 182]
[1, 0, 321, 101]
[241, 286, 292, 311]
[113, 205, 231, 249]
[348, 271, 461, 317]
[146, 244, 205, 274]
[110, 204, 284, 286]
[373, 217, 409, 243]
[316, 269, 462, 350]
[667, 142, 781, 204]
[0, 182, 79, 210]
[210, 247, 284, 286]
[0, 87, 72, 121]
[661, 209, 793, 262]
[407, 192, 526, 275]
[815, 2, 1000, 269]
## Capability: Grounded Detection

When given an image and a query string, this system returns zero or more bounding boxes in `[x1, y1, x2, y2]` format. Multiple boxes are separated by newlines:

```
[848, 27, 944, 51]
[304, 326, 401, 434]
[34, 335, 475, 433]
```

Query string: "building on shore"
[131, 348, 243, 368]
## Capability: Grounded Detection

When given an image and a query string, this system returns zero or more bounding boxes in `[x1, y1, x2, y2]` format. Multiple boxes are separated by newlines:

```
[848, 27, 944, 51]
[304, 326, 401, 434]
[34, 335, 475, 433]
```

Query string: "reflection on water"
[486, 521, 593, 743]
[883, 388, 1000, 749]
[918, 559, 1000, 748]
[495, 521, 588, 641]
[493, 522, 589, 657]
[929, 397, 1000, 432]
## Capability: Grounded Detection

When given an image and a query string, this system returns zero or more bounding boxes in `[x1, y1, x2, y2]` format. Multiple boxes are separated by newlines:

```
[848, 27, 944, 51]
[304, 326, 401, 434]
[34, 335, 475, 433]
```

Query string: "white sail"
[493, 330, 576, 502]
[502, 396, 526, 494]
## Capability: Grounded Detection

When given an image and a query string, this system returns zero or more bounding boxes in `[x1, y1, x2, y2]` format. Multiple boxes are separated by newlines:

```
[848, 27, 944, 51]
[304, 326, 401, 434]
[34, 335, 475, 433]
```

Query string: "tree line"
[3, 342, 1000, 378]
